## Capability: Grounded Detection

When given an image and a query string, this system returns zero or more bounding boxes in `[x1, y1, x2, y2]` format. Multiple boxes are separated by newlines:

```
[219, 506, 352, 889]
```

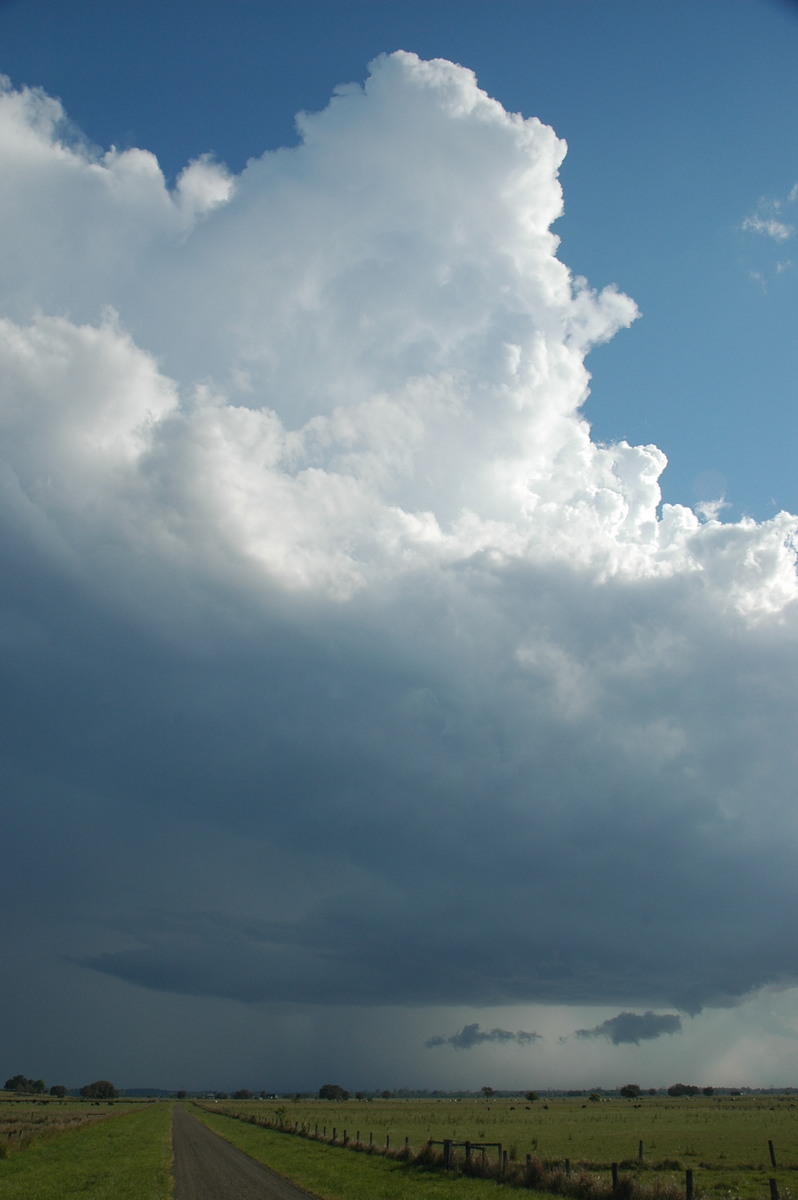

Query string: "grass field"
[0, 1093, 794, 1200]
[0, 1098, 128, 1157]
[203, 1095, 798, 1200]
[0, 1100, 172, 1199]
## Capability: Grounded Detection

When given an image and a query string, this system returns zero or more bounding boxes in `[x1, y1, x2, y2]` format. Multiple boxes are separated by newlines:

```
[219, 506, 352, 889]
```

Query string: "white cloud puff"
[175, 154, 235, 220]
[742, 213, 793, 242]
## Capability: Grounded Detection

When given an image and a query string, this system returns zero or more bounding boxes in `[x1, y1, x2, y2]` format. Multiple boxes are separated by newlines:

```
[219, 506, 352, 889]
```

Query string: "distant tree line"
[617, 1083, 715, 1098]
[3, 1073, 116, 1098]
[1, 1076, 749, 1103]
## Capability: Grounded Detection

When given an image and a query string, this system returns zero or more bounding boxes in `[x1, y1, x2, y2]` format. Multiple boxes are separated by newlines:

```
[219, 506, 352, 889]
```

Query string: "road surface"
[172, 1105, 323, 1200]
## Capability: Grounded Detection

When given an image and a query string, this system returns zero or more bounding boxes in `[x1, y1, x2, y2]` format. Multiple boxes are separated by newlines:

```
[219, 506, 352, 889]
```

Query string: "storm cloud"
[575, 1012, 683, 1046]
[1, 52, 798, 1046]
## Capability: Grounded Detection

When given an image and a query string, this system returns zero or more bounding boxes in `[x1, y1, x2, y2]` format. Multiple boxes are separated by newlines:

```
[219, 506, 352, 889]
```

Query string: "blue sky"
[1, 0, 798, 1094]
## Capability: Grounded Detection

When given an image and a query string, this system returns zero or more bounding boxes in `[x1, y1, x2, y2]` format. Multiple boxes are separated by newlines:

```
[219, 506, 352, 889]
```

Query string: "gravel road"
[172, 1105, 323, 1200]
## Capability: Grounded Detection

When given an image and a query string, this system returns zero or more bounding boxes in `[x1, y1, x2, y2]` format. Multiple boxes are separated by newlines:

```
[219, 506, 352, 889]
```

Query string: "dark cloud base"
[575, 1012, 682, 1045]
[427, 1022, 541, 1049]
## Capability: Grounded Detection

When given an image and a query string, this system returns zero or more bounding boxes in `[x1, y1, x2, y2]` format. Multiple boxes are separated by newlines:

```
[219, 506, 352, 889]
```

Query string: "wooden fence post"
[639, 1140, 644, 1161]
[611, 1163, 619, 1190]
[769, 1141, 777, 1168]
[769, 1180, 779, 1200]
[443, 1139, 452, 1168]
[686, 1168, 694, 1200]
[386, 1133, 390, 1149]
[565, 1158, 571, 1177]
[465, 1140, 472, 1164]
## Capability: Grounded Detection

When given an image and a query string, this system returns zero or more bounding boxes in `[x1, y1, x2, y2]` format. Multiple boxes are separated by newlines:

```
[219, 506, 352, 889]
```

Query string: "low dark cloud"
[427, 1023, 541, 1050]
[575, 1012, 682, 1045]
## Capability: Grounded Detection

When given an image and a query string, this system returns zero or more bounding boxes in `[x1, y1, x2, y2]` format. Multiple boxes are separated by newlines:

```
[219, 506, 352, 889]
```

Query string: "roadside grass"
[192, 1105, 563, 1200]
[0, 1100, 172, 1200]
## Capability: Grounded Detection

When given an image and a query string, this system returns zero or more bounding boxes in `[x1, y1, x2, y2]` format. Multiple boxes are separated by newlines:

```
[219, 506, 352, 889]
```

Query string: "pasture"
[0, 1099, 172, 1199]
[0, 1098, 121, 1157]
[207, 1094, 798, 1199]
[1, 1093, 796, 1199]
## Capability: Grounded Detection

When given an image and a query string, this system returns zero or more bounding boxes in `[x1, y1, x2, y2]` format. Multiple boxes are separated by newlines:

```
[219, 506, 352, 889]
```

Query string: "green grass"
[0, 1100, 173, 1199]
[204, 1095, 798, 1200]
[191, 1104, 562, 1200]
[0, 1099, 126, 1156]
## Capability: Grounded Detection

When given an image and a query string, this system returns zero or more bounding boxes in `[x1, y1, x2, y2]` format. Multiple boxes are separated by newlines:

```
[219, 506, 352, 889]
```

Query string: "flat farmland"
[210, 1095, 798, 1199]
[0, 1098, 121, 1155]
[0, 1099, 172, 1199]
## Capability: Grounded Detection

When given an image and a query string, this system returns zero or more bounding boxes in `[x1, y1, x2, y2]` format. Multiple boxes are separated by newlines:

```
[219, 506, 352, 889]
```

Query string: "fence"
[196, 1105, 787, 1200]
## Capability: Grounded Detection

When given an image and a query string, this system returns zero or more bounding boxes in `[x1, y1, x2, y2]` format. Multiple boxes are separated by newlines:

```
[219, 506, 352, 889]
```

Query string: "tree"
[4, 1074, 45, 1094]
[319, 1083, 349, 1100]
[667, 1083, 699, 1097]
[702, 1086, 714, 1097]
[620, 1084, 642, 1098]
[524, 1090, 538, 1103]
[80, 1080, 117, 1099]
[481, 1086, 495, 1099]
[49, 1085, 67, 1098]
[233, 1089, 253, 1099]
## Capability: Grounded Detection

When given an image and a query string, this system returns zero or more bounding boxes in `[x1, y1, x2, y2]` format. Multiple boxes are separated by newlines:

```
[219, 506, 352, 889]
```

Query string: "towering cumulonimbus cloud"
[0, 53, 794, 607]
[1, 53, 798, 1019]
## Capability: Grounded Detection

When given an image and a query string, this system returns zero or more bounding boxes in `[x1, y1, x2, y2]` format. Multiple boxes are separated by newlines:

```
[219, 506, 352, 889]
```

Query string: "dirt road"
[172, 1105, 323, 1200]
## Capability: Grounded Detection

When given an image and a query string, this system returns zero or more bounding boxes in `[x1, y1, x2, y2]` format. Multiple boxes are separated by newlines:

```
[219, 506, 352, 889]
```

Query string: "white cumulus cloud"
[742, 213, 793, 242]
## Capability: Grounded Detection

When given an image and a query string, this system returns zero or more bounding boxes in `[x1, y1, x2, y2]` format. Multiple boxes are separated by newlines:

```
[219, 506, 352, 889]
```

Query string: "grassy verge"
[192, 1104, 562, 1200]
[0, 1100, 173, 1200]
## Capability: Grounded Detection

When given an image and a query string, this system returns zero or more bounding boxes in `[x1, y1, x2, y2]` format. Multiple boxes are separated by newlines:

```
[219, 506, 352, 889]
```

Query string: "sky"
[0, 0, 797, 1095]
